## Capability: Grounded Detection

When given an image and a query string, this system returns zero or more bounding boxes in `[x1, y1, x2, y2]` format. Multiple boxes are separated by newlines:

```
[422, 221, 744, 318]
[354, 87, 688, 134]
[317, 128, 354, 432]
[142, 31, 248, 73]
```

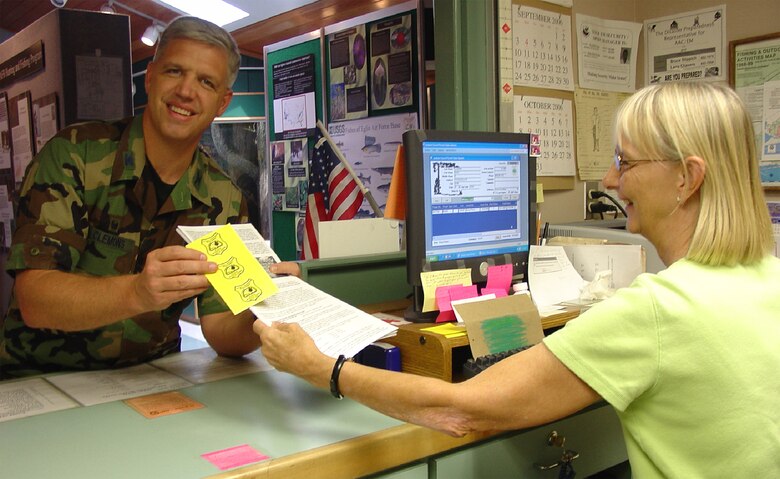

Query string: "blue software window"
[422, 140, 531, 262]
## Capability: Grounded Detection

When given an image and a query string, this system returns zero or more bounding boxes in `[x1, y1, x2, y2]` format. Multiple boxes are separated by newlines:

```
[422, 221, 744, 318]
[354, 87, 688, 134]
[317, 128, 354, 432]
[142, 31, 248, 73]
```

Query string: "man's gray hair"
[154, 16, 240, 87]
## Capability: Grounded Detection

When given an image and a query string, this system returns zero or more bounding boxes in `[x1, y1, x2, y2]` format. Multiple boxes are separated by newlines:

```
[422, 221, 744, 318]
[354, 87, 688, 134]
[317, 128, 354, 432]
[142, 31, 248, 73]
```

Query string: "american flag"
[302, 131, 364, 259]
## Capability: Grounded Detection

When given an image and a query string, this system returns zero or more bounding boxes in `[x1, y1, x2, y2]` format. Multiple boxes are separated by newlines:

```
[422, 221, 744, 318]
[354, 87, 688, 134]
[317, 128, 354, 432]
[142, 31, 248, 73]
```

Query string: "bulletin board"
[499, 0, 576, 191]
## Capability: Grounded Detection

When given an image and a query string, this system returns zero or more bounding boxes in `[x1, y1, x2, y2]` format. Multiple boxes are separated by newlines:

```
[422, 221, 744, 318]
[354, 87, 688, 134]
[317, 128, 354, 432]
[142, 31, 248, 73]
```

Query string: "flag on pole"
[302, 130, 364, 259]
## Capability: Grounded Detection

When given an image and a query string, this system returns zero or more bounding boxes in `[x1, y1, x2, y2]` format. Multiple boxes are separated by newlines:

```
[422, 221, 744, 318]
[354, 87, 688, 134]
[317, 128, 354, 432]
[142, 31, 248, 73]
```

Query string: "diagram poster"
[574, 88, 630, 181]
[644, 5, 726, 85]
[327, 112, 417, 216]
[328, 25, 369, 122]
[270, 139, 309, 212]
[271, 54, 317, 140]
[369, 13, 414, 112]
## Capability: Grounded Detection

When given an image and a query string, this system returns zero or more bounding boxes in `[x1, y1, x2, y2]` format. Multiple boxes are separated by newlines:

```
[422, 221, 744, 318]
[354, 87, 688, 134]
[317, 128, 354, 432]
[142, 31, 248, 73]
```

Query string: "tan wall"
[540, 0, 780, 224]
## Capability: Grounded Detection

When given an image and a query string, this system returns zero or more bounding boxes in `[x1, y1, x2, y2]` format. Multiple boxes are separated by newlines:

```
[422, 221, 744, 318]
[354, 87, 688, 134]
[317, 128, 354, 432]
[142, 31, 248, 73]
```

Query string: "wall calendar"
[512, 5, 574, 91]
[514, 95, 575, 176]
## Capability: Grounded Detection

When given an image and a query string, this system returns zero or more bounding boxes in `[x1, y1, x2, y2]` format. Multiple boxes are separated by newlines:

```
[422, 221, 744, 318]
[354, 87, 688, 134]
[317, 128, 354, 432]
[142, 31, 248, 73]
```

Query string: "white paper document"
[250, 276, 398, 359]
[0, 378, 79, 422]
[560, 244, 644, 289]
[528, 245, 586, 308]
[177, 223, 281, 274]
[45, 364, 193, 406]
[151, 348, 273, 384]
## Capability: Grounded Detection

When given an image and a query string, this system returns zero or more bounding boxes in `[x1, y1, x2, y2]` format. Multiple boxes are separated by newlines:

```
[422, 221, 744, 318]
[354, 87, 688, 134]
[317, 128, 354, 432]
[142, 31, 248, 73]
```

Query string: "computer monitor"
[403, 129, 537, 321]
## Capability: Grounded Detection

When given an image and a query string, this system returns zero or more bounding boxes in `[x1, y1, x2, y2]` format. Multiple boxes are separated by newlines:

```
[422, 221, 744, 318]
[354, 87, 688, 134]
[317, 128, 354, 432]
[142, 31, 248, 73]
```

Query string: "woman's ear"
[679, 155, 706, 202]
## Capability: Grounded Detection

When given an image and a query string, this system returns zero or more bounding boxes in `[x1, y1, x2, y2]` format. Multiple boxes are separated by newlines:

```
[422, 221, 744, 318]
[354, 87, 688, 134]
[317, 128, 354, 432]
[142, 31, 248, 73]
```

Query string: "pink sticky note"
[480, 287, 508, 298]
[436, 310, 456, 323]
[202, 444, 269, 471]
[435, 285, 459, 311]
[486, 264, 513, 293]
[448, 284, 479, 302]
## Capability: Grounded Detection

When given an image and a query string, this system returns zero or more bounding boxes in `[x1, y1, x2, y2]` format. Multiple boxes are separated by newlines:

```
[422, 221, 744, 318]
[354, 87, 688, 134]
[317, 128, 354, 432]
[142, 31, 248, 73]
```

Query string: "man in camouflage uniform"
[1, 17, 261, 378]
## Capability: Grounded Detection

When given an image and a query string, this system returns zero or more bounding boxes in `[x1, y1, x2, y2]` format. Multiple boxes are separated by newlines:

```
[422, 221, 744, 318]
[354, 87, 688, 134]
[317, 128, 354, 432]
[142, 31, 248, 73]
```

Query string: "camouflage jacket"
[1, 114, 248, 378]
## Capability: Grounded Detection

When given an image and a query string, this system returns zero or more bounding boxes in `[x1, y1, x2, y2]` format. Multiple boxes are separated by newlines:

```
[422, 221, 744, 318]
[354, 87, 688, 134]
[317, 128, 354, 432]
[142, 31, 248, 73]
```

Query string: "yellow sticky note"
[420, 269, 472, 313]
[536, 182, 544, 203]
[186, 224, 278, 315]
[421, 323, 467, 338]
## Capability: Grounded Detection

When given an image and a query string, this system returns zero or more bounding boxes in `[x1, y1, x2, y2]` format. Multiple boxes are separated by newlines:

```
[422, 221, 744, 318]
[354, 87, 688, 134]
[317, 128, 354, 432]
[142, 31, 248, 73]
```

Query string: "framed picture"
[729, 32, 780, 190]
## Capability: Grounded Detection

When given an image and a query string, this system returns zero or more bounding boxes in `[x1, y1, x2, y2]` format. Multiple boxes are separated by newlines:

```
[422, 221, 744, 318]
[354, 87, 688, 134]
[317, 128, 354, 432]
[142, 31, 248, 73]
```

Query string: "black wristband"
[330, 355, 347, 399]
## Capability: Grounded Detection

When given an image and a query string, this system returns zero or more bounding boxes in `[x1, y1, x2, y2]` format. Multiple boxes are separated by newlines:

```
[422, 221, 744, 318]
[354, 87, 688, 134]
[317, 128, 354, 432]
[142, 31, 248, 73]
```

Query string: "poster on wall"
[75, 55, 125, 120]
[272, 54, 317, 140]
[0, 93, 11, 170]
[270, 139, 309, 212]
[575, 14, 641, 93]
[328, 25, 369, 122]
[574, 88, 630, 180]
[9, 91, 34, 184]
[512, 5, 574, 91]
[369, 13, 414, 112]
[0, 184, 12, 248]
[513, 95, 575, 177]
[327, 112, 417, 216]
[644, 5, 727, 85]
[32, 93, 59, 152]
[732, 35, 780, 187]
[761, 80, 780, 186]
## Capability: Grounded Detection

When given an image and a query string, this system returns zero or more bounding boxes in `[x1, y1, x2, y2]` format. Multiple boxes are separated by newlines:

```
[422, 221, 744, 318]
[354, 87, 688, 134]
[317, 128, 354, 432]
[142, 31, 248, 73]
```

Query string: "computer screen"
[403, 130, 536, 321]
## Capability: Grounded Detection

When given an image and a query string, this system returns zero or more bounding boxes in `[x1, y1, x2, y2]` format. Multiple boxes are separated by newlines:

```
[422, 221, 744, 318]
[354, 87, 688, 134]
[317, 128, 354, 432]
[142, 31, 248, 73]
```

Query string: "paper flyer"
[186, 224, 278, 314]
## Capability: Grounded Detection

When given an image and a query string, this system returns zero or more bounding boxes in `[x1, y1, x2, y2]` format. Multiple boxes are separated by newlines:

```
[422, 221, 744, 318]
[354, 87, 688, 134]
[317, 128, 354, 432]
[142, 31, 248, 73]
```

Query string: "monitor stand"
[403, 305, 438, 323]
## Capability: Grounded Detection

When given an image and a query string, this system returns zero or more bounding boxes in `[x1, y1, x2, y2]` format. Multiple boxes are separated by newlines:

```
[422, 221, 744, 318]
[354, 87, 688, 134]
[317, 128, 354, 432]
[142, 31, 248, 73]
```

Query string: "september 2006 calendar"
[512, 5, 574, 91]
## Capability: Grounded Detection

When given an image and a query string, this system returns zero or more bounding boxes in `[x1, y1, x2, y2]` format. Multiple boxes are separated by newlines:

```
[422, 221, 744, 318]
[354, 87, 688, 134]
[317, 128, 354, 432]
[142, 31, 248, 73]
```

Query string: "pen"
[541, 222, 549, 246]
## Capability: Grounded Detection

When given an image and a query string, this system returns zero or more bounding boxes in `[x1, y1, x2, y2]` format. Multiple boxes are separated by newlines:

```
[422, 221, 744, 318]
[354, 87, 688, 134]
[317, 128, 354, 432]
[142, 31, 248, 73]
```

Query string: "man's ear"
[680, 155, 706, 202]
[216, 89, 234, 117]
[144, 61, 155, 93]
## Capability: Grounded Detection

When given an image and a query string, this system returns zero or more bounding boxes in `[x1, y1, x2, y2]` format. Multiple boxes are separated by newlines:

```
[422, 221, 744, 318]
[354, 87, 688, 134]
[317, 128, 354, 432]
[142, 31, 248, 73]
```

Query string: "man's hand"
[268, 261, 301, 277]
[132, 246, 215, 312]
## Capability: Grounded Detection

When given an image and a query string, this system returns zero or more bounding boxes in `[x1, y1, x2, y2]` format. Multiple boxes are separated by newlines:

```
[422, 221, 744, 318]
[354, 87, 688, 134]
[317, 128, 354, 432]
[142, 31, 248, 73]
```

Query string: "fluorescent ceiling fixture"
[156, 0, 249, 27]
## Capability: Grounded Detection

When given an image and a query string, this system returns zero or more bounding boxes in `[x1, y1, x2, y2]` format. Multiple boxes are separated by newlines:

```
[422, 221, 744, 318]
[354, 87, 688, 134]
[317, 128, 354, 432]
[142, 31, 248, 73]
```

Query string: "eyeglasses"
[614, 149, 677, 174]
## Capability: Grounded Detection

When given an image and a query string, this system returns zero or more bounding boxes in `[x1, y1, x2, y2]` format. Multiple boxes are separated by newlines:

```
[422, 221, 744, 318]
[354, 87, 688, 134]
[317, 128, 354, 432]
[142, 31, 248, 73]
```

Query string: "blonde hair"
[615, 82, 772, 266]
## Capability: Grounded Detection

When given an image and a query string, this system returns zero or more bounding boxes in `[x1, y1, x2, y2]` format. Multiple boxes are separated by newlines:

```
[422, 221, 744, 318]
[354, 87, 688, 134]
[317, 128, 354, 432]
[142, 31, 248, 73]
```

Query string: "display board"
[265, 1, 424, 260]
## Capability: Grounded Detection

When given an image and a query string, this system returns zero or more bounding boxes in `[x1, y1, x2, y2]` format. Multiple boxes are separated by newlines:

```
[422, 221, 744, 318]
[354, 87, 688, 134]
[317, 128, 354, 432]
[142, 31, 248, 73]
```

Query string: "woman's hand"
[253, 320, 331, 388]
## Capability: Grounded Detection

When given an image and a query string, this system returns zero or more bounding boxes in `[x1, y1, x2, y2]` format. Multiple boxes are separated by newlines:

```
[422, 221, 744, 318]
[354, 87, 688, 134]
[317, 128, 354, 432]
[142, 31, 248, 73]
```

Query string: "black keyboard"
[462, 345, 532, 379]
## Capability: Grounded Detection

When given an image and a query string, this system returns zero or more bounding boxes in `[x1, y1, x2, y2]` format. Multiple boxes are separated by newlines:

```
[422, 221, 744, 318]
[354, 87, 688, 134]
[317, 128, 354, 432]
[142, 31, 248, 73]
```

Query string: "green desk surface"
[0, 369, 403, 478]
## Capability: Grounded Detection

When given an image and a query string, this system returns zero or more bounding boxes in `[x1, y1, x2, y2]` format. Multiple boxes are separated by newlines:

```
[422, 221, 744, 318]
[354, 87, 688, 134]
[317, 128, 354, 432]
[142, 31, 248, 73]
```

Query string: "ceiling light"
[99, 1, 116, 13]
[141, 23, 163, 46]
[154, 0, 249, 27]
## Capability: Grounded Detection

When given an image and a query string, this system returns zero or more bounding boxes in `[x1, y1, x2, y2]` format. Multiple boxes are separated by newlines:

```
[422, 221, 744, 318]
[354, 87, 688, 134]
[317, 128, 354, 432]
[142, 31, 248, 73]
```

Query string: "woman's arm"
[254, 321, 601, 437]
